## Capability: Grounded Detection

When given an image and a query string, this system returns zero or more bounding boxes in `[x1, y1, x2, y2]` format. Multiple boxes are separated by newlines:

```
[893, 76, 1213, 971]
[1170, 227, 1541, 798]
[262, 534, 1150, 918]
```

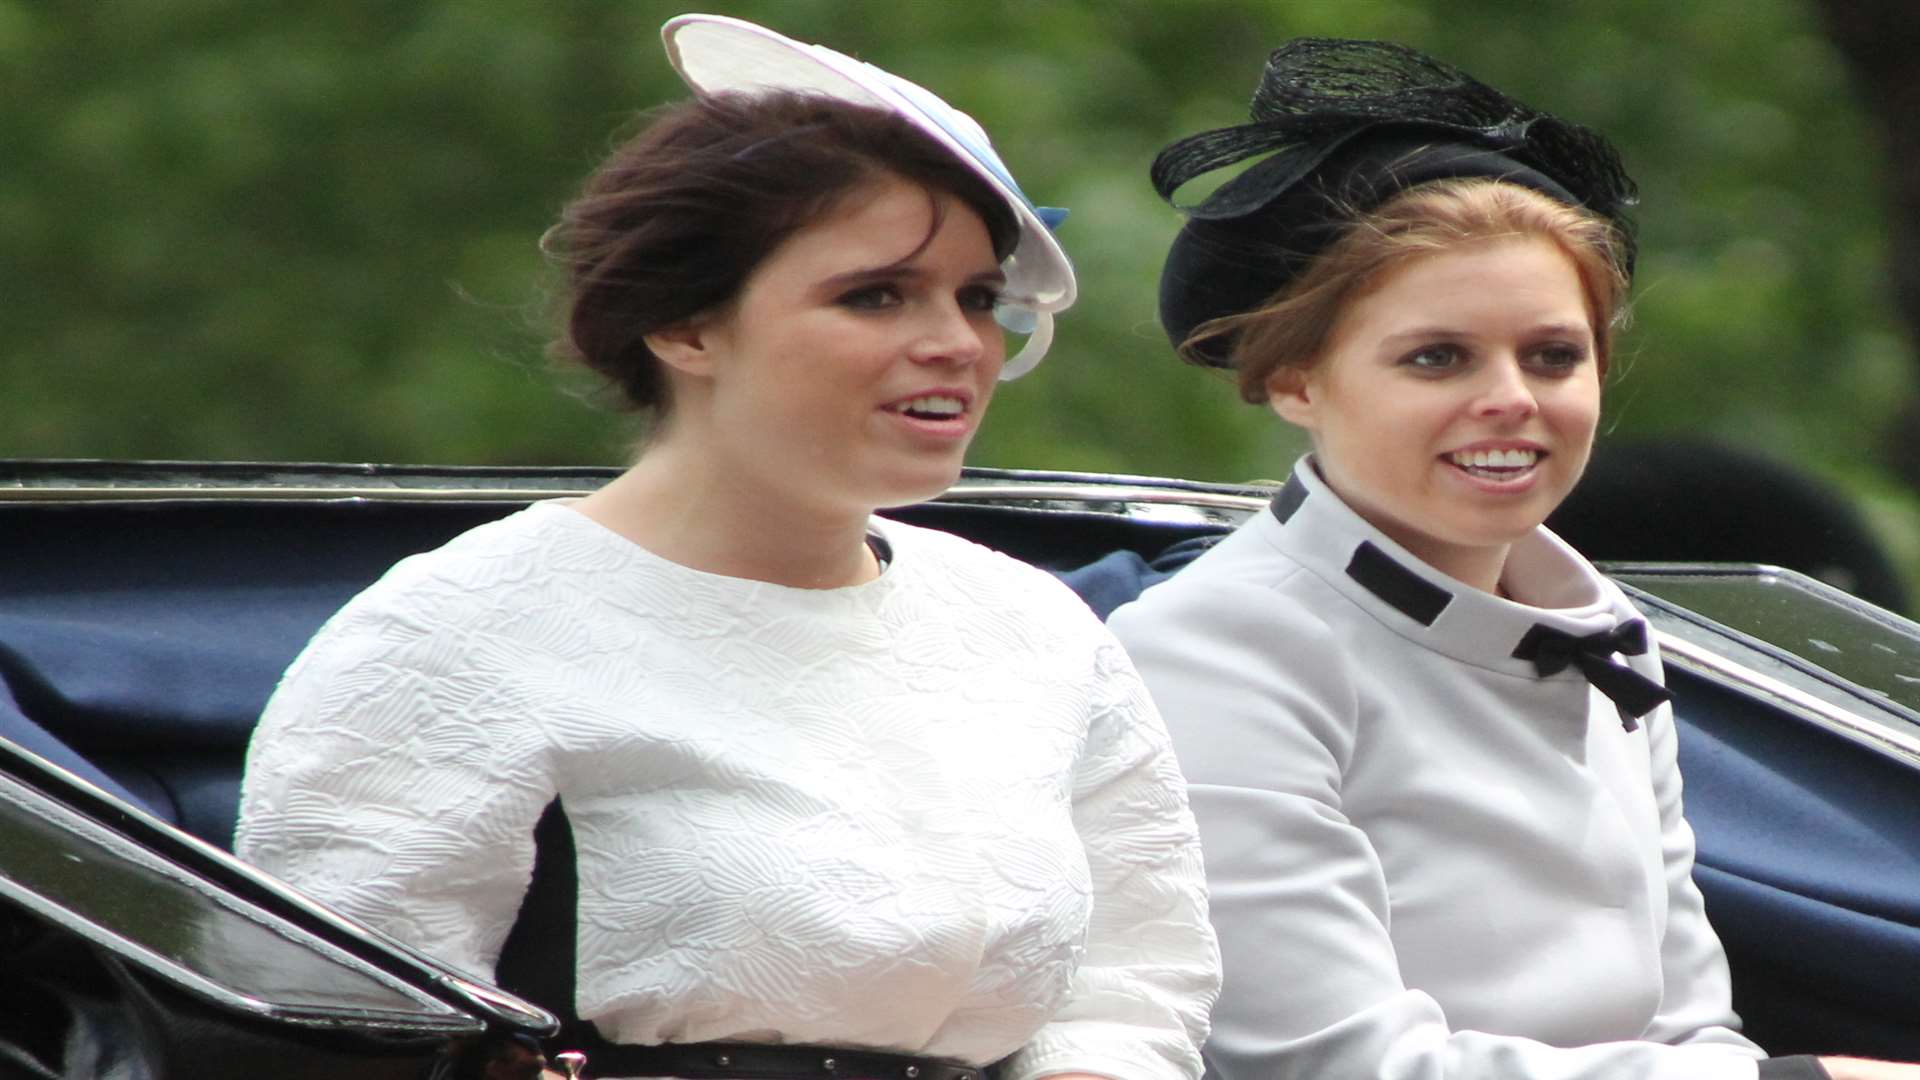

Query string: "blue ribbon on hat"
[996, 207, 1068, 336]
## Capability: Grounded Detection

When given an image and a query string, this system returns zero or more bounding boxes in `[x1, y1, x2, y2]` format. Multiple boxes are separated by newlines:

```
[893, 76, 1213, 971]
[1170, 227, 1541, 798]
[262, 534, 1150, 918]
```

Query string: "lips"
[887, 393, 968, 420]
[880, 389, 978, 442]
[1445, 446, 1541, 481]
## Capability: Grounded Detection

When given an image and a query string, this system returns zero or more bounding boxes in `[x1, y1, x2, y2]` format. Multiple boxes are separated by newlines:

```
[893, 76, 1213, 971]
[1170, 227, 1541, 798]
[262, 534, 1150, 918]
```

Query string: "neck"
[574, 441, 880, 590]
[1371, 519, 1511, 596]
[1302, 457, 1515, 595]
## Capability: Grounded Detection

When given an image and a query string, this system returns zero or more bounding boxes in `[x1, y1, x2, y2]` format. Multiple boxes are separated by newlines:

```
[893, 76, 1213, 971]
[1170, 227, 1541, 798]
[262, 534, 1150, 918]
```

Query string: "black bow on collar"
[1511, 620, 1671, 732]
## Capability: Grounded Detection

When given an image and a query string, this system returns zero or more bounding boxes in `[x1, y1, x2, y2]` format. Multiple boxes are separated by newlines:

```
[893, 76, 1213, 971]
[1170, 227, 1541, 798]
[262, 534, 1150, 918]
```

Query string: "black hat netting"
[1153, 38, 1640, 365]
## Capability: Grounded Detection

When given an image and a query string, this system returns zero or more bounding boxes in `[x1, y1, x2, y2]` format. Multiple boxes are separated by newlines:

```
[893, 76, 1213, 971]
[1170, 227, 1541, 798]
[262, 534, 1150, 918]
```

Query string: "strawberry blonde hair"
[1181, 178, 1631, 403]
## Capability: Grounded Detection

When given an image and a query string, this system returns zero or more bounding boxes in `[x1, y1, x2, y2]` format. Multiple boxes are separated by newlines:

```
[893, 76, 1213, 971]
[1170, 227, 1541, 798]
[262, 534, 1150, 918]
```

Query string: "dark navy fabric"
[1051, 536, 1219, 620]
[0, 500, 493, 847]
[0, 672, 146, 807]
[0, 596, 349, 847]
[1673, 666, 1920, 1059]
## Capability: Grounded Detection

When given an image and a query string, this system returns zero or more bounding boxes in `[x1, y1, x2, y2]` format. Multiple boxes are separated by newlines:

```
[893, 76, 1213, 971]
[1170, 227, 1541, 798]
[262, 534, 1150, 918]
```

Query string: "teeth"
[1449, 448, 1538, 470]
[895, 395, 965, 417]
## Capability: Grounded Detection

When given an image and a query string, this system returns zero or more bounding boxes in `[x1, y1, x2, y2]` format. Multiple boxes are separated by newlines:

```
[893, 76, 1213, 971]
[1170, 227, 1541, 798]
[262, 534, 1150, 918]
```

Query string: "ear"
[643, 318, 719, 378]
[1265, 365, 1317, 429]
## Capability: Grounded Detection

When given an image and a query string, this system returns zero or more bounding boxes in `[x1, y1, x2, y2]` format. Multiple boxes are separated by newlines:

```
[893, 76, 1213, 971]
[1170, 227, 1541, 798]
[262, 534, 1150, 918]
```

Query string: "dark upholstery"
[1671, 667, 1920, 1059]
[0, 500, 505, 847]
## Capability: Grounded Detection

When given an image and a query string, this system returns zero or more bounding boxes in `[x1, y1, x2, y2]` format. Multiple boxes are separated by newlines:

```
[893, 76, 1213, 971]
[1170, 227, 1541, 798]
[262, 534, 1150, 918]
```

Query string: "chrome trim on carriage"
[0, 771, 481, 1031]
[1655, 630, 1920, 769]
[0, 737, 558, 1033]
[0, 484, 597, 502]
[940, 483, 1271, 513]
[0, 876, 479, 1032]
[0, 479, 1275, 514]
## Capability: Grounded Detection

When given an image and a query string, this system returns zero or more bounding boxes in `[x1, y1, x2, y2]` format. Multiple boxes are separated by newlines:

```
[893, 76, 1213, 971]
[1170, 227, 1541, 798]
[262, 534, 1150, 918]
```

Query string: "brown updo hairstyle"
[547, 92, 1021, 416]
[1182, 178, 1632, 404]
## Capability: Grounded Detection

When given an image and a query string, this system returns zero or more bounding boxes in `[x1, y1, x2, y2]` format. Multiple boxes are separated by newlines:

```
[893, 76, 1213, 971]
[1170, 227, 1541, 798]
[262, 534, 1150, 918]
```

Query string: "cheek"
[974, 375, 1001, 416]
[979, 325, 1010, 379]
[1557, 377, 1604, 440]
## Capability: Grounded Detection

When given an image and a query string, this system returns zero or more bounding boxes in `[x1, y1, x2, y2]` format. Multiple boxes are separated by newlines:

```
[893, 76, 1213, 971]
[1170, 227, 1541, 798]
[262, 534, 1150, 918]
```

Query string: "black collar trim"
[1346, 541, 1452, 626]
[1269, 475, 1310, 524]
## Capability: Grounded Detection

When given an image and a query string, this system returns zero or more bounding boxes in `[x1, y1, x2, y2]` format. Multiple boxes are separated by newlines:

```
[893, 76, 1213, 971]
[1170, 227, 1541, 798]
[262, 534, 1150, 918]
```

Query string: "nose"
[1475, 356, 1539, 419]
[909, 301, 994, 368]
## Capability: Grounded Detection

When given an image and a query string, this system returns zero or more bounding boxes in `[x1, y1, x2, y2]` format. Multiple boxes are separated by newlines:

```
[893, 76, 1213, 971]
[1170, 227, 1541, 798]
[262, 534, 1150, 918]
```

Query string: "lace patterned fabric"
[235, 502, 1216, 1080]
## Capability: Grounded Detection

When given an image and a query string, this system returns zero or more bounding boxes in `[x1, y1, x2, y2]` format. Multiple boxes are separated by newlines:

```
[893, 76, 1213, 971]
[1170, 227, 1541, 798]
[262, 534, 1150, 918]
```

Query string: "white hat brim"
[661, 13, 1076, 322]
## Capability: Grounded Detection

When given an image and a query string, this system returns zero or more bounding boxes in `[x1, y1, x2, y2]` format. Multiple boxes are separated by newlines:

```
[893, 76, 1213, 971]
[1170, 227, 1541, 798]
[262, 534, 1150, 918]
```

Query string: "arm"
[1110, 578, 1781, 1080]
[234, 585, 554, 979]
[998, 640, 1221, 1080]
[1823, 1061, 1920, 1079]
[1639, 684, 1762, 1053]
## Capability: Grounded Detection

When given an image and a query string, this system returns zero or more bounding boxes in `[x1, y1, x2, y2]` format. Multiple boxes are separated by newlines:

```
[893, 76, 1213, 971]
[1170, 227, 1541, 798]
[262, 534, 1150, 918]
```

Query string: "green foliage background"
[5, 0, 1915, 569]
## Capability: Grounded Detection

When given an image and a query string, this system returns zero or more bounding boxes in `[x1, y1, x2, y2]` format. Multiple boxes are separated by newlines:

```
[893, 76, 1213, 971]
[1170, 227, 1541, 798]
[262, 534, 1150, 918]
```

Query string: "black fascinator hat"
[1155, 38, 1639, 367]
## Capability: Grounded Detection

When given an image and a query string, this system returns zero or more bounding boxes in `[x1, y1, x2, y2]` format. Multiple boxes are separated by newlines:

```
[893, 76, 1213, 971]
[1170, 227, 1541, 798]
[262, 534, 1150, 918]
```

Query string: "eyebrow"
[1380, 321, 1593, 344]
[818, 264, 1006, 291]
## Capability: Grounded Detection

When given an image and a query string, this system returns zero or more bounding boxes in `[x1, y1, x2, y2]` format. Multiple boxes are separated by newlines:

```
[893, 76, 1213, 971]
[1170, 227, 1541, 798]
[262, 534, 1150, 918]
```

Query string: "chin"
[867, 464, 965, 512]
[1450, 515, 1552, 552]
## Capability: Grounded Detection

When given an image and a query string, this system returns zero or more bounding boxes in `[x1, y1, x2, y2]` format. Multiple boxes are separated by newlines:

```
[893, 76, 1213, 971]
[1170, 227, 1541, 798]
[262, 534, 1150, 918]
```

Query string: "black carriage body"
[1, 460, 1916, 1072]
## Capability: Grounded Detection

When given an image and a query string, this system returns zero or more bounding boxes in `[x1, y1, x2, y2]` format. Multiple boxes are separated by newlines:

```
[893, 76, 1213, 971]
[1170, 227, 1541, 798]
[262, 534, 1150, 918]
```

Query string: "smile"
[888, 394, 968, 420]
[1446, 447, 1540, 480]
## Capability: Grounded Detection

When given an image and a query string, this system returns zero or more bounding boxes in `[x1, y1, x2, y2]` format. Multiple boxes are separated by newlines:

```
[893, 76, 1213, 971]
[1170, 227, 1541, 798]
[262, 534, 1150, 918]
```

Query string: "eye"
[1528, 342, 1590, 374]
[958, 283, 1003, 313]
[1401, 343, 1466, 372]
[837, 284, 902, 311]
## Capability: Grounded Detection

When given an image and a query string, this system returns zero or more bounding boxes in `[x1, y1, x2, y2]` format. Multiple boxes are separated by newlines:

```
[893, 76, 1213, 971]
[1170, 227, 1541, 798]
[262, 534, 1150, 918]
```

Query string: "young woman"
[235, 15, 1216, 1080]
[1109, 38, 1914, 1080]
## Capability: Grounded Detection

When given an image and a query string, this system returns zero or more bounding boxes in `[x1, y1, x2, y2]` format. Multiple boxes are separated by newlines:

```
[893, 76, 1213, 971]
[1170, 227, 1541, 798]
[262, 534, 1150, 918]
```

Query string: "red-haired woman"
[1114, 37, 1914, 1080]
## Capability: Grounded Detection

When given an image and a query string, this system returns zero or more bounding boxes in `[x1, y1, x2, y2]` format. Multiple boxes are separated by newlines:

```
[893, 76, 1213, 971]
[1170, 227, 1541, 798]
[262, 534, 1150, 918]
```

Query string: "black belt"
[580, 1041, 989, 1080]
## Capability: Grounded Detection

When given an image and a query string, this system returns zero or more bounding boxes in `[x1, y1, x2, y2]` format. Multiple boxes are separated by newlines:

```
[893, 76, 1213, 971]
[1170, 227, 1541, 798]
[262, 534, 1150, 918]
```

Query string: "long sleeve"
[1000, 640, 1220, 1080]
[235, 507, 1214, 1066]
[1110, 571, 1771, 1080]
[234, 571, 554, 981]
[1634, 666, 1760, 1054]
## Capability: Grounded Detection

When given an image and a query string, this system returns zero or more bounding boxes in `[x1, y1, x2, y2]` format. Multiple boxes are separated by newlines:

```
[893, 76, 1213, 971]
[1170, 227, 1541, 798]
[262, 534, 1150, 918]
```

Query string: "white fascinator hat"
[662, 13, 1077, 378]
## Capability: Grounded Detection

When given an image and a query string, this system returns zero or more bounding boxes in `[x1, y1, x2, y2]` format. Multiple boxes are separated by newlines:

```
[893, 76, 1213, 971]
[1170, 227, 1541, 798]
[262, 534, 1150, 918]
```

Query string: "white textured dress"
[235, 502, 1217, 1080]
[1109, 459, 1816, 1080]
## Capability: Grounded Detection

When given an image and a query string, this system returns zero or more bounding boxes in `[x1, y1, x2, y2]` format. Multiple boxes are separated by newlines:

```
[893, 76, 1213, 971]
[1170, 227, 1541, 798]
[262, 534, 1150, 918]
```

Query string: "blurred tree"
[1814, 0, 1920, 488]
[0, 0, 1909, 507]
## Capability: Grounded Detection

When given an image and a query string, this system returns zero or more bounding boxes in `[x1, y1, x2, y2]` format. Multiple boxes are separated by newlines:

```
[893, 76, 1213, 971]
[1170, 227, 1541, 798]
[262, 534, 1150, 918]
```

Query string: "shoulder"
[350, 502, 577, 609]
[281, 503, 597, 682]
[1110, 525, 1363, 774]
[243, 512, 575, 812]
[880, 517, 1104, 624]
[415, 499, 600, 574]
[1111, 515, 1334, 650]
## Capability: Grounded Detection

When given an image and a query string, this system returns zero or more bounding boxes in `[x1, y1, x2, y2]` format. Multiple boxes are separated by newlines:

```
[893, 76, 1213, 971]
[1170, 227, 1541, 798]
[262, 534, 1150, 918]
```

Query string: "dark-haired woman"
[236, 15, 1216, 1080]
[1109, 39, 1915, 1080]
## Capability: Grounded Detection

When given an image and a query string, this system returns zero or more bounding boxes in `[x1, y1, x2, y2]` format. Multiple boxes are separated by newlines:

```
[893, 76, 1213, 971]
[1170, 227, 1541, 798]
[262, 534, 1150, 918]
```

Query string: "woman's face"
[1268, 235, 1602, 585]
[675, 173, 1007, 519]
